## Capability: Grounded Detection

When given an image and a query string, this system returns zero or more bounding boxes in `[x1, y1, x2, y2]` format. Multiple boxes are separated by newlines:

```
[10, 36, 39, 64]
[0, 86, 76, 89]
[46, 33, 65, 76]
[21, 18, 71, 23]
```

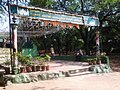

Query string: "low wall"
[52, 55, 96, 61]
[52, 55, 76, 61]
[52, 55, 110, 65]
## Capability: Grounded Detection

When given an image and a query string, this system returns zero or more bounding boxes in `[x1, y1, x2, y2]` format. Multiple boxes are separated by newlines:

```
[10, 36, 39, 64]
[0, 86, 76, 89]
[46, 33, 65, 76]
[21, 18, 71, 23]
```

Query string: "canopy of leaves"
[29, 0, 120, 54]
[29, 0, 54, 9]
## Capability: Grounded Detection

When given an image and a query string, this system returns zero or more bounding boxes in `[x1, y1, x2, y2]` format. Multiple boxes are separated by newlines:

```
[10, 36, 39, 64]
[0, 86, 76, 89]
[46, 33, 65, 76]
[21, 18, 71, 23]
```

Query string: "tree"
[29, 0, 120, 54]
[94, 0, 120, 53]
[29, 0, 54, 9]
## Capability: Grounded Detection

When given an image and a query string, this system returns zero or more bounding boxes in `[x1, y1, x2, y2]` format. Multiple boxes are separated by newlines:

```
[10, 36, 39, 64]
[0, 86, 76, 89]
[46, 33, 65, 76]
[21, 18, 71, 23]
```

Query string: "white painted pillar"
[96, 31, 100, 56]
[12, 24, 18, 74]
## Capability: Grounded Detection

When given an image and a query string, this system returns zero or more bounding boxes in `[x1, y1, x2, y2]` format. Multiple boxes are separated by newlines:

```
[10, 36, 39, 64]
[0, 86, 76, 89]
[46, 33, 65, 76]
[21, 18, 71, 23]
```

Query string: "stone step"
[68, 66, 90, 74]
[62, 66, 92, 77]
[68, 71, 92, 77]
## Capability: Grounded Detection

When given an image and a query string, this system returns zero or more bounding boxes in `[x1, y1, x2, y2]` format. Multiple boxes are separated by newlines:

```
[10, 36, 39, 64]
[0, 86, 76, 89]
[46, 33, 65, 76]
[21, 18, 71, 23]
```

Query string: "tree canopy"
[29, 0, 120, 54]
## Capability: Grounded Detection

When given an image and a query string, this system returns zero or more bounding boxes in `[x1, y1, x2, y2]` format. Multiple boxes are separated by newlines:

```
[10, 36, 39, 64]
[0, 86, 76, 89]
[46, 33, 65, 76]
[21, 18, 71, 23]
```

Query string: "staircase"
[67, 66, 92, 77]
[49, 61, 92, 77]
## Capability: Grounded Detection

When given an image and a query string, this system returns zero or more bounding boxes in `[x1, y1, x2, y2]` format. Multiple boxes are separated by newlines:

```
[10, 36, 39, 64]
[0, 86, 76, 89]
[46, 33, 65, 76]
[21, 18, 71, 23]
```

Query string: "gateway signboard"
[29, 9, 84, 25]
[11, 5, 99, 26]
[84, 16, 99, 26]
[0, 4, 99, 38]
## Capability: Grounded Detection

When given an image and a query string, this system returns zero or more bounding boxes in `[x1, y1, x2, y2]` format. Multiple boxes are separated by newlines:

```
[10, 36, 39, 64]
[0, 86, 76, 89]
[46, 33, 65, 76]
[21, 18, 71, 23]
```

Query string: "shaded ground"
[109, 53, 120, 72]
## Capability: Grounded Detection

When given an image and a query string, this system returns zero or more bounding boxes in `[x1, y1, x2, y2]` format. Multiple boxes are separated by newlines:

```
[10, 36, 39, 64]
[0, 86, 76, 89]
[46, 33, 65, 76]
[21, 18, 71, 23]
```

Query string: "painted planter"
[88, 61, 93, 65]
[92, 60, 97, 65]
[32, 65, 36, 72]
[26, 66, 32, 72]
[97, 60, 102, 65]
[41, 65, 46, 71]
[20, 66, 26, 73]
[46, 65, 50, 71]
[36, 65, 41, 71]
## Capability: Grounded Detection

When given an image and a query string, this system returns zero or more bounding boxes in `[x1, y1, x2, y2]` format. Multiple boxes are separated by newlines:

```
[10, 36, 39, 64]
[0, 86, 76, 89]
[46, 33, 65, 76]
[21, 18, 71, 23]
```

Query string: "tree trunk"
[80, 0, 84, 13]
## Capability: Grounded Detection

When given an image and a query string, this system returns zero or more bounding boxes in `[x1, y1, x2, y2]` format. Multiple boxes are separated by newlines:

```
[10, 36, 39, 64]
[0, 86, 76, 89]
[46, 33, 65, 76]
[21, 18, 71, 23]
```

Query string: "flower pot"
[20, 67, 26, 73]
[46, 65, 49, 71]
[92, 60, 97, 65]
[36, 65, 41, 71]
[32, 65, 36, 72]
[98, 60, 102, 65]
[26, 66, 32, 72]
[4, 67, 10, 74]
[41, 65, 46, 71]
[88, 61, 93, 65]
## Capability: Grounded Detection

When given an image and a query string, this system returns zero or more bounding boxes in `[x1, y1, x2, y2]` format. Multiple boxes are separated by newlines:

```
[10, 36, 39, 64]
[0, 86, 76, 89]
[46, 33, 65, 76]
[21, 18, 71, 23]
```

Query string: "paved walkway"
[49, 60, 89, 71]
[0, 60, 120, 90]
[1, 72, 120, 90]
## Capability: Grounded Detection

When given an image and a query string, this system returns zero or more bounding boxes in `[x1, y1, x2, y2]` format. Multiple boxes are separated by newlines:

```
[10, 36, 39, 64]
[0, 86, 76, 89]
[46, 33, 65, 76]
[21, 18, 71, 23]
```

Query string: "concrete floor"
[0, 72, 120, 90]
[0, 60, 120, 90]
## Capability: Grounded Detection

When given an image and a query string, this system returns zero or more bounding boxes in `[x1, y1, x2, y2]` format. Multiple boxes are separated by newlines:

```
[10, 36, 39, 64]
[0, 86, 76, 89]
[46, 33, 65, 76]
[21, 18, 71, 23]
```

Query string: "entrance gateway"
[0, 2, 99, 54]
[0, 2, 99, 38]
[0, 1, 100, 75]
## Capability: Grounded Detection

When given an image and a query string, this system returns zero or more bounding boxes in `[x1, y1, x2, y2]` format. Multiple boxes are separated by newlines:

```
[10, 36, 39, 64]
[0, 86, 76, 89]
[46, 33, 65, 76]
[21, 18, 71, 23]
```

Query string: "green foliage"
[35, 56, 45, 61]
[35, 54, 51, 65]
[44, 54, 51, 61]
[3, 60, 10, 66]
[29, 0, 120, 53]
[35, 56, 46, 65]
[17, 53, 32, 65]
[29, 0, 54, 9]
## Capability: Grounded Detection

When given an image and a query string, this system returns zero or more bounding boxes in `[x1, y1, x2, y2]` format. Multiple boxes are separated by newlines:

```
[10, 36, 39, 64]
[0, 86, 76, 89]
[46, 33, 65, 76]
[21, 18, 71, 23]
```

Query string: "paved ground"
[49, 60, 89, 71]
[0, 72, 120, 90]
[1, 56, 120, 90]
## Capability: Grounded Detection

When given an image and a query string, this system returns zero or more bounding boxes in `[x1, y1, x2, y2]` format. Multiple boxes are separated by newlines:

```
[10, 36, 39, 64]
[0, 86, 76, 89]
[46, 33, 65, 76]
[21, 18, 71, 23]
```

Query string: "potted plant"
[97, 58, 102, 65]
[44, 54, 51, 62]
[35, 54, 51, 71]
[45, 62, 49, 71]
[87, 59, 93, 65]
[44, 54, 51, 71]
[20, 66, 26, 73]
[35, 56, 43, 71]
[87, 58, 97, 65]
[40, 57, 46, 71]
[17, 53, 31, 73]
[31, 61, 36, 72]
[92, 58, 97, 65]
[26, 60, 32, 72]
